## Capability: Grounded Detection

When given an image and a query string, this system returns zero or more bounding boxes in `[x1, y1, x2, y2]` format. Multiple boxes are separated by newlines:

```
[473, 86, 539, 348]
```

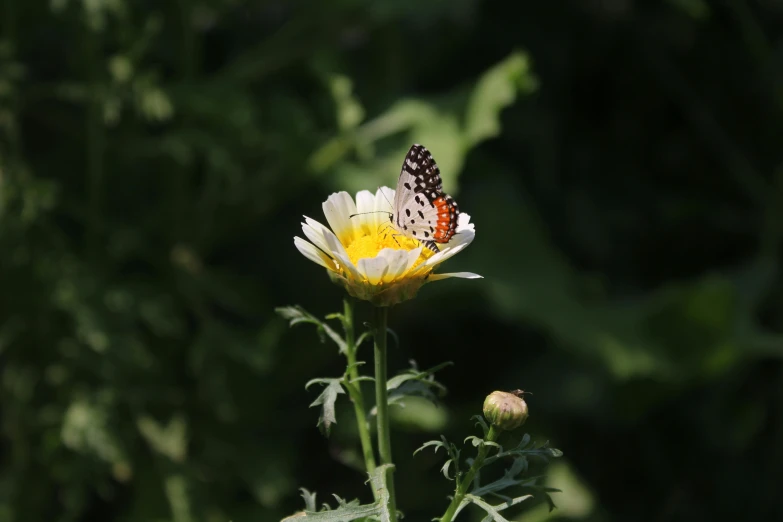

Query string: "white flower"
[294, 188, 481, 306]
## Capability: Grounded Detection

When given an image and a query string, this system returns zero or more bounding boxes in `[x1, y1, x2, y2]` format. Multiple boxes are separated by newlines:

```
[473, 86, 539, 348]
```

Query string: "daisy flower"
[294, 188, 481, 306]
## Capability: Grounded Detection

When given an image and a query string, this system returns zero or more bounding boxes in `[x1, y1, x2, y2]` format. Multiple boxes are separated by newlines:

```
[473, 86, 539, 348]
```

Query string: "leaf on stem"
[382, 360, 453, 409]
[471, 458, 531, 497]
[482, 437, 563, 468]
[459, 493, 533, 522]
[413, 435, 461, 480]
[305, 378, 346, 435]
[300, 488, 317, 512]
[471, 415, 490, 438]
[280, 465, 395, 522]
[275, 305, 348, 354]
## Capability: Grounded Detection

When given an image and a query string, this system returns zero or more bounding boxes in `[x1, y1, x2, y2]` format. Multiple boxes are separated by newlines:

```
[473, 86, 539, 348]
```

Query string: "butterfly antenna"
[378, 186, 394, 210]
[348, 210, 393, 219]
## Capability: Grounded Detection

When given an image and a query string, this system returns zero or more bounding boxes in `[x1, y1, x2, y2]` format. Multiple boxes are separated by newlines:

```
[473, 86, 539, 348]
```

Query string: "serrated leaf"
[280, 502, 377, 522]
[465, 435, 481, 447]
[471, 415, 490, 437]
[275, 305, 316, 326]
[275, 305, 348, 354]
[300, 488, 317, 512]
[413, 439, 449, 456]
[355, 331, 372, 348]
[462, 493, 533, 522]
[306, 378, 345, 435]
[383, 361, 453, 409]
[280, 465, 395, 521]
[483, 437, 563, 468]
[463, 435, 500, 450]
[368, 464, 395, 522]
[471, 458, 528, 497]
[386, 361, 452, 390]
[441, 459, 455, 480]
[324, 312, 344, 323]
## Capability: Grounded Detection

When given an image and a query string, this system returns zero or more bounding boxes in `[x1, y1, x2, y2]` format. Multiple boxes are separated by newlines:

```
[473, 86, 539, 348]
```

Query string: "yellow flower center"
[345, 226, 434, 269]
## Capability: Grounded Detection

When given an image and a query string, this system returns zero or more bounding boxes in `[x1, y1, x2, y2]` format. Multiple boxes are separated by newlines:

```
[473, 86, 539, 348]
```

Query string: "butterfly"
[390, 144, 460, 253]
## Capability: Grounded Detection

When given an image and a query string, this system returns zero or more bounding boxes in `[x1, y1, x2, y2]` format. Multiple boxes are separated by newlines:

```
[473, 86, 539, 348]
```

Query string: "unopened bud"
[483, 390, 529, 431]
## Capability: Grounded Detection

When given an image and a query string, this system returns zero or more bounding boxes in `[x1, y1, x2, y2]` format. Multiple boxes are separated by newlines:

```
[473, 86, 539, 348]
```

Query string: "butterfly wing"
[392, 144, 460, 252]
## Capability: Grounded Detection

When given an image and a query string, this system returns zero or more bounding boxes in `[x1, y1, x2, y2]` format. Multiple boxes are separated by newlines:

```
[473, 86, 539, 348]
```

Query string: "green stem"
[373, 306, 397, 522]
[342, 299, 377, 477]
[439, 425, 501, 522]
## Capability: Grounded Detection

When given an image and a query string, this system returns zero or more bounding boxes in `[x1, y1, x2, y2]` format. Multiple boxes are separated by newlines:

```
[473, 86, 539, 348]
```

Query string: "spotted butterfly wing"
[391, 144, 459, 252]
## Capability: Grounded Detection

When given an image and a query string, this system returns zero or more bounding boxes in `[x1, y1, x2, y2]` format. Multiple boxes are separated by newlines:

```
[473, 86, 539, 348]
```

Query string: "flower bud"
[483, 390, 529, 431]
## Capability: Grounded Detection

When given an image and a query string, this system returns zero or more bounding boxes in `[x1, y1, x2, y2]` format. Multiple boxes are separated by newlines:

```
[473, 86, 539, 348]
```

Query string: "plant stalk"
[342, 299, 377, 477]
[373, 306, 397, 521]
[439, 424, 501, 522]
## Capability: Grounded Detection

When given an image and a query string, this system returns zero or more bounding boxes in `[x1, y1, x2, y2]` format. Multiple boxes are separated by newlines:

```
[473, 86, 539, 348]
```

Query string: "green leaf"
[471, 415, 490, 438]
[483, 438, 563, 468]
[463, 51, 536, 147]
[386, 361, 452, 391]
[368, 464, 394, 522]
[384, 361, 452, 409]
[275, 305, 348, 354]
[458, 493, 533, 522]
[471, 458, 529, 497]
[464, 435, 501, 450]
[305, 378, 345, 435]
[413, 435, 461, 480]
[281, 465, 394, 522]
[413, 438, 450, 456]
[355, 331, 372, 348]
[300, 488, 317, 512]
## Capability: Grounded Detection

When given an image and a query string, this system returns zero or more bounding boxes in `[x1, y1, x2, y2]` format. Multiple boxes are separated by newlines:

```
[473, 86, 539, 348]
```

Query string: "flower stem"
[373, 306, 397, 521]
[342, 299, 377, 477]
[439, 425, 501, 522]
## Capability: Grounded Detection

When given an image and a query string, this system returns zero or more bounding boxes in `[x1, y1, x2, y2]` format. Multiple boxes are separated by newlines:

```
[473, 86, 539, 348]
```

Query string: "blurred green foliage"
[1, 1, 783, 522]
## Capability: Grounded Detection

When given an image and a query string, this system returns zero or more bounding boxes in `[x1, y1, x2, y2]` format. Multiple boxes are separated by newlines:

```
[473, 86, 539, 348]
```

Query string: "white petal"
[294, 237, 337, 270]
[302, 217, 333, 255]
[321, 227, 362, 280]
[423, 242, 469, 267]
[354, 190, 379, 236]
[428, 271, 483, 281]
[403, 246, 423, 273]
[375, 187, 395, 215]
[456, 212, 474, 232]
[322, 192, 358, 246]
[357, 256, 390, 285]
[376, 248, 411, 282]
[443, 225, 475, 251]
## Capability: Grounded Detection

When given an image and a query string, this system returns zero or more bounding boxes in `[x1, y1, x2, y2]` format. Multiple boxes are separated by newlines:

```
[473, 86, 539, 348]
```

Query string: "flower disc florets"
[294, 188, 480, 306]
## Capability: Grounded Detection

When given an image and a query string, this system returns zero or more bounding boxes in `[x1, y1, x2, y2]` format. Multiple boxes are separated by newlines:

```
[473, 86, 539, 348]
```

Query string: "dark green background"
[1, 1, 782, 521]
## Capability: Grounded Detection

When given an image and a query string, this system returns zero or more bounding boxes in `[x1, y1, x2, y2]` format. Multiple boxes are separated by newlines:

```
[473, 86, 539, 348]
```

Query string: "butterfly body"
[391, 144, 460, 252]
